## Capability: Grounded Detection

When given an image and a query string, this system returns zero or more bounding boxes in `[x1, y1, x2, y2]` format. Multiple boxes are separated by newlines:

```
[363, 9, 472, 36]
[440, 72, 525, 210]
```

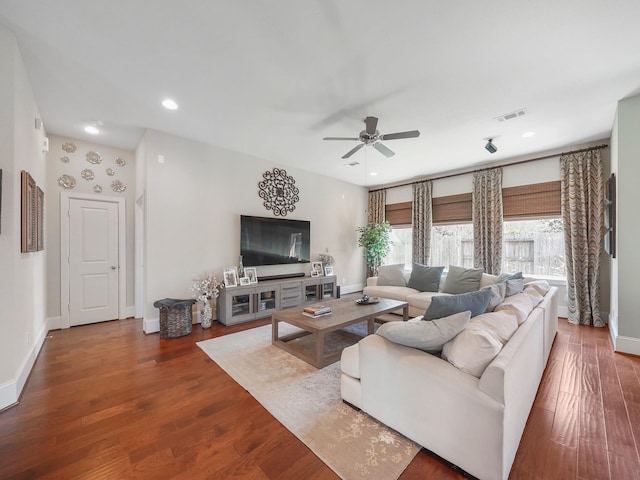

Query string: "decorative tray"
[356, 297, 379, 305]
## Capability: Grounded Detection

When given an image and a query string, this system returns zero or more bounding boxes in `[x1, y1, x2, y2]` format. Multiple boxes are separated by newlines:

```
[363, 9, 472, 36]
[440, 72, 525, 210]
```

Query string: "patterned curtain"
[368, 190, 386, 224]
[412, 181, 432, 264]
[560, 150, 604, 326]
[472, 168, 503, 274]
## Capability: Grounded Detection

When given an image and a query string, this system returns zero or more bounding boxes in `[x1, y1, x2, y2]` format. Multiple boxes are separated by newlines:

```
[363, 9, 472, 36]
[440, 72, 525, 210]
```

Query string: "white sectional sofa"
[341, 272, 558, 480]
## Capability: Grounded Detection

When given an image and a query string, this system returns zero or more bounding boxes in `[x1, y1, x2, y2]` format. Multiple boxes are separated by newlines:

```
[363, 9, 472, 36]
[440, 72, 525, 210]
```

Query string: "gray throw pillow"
[442, 266, 484, 294]
[376, 264, 406, 286]
[481, 282, 507, 312]
[376, 310, 471, 353]
[424, 289, 491, 320]
[497, 271, 523, 282]
[407, 264, 444, 292]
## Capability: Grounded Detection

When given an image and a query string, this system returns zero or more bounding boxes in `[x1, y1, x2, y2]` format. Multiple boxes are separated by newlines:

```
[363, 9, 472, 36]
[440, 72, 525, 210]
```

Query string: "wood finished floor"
[0, 317, 639, 479]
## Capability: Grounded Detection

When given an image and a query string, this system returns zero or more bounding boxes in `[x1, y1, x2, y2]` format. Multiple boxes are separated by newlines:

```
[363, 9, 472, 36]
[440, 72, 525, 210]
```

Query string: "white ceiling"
[2, 1, 640, 187]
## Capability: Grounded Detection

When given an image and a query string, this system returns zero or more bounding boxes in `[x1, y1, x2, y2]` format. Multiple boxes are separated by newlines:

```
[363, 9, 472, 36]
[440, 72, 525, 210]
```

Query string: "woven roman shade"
[502, 180, 561, 219]
[432, 193, 472, 224]
[385, 201, 412, 226]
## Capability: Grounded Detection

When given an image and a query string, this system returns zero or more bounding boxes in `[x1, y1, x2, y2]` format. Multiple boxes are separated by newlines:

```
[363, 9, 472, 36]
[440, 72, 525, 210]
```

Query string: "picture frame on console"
[245, 267, 258, 284]
[324, 266, 334, 276]
[223, 267, 238, 287]
[311, 262, 323, 277]
[239, 277, 251, 286]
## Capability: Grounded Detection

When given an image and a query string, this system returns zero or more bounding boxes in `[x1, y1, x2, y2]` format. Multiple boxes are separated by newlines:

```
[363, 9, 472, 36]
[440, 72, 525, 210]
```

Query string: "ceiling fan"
[323, 116, 420, 159]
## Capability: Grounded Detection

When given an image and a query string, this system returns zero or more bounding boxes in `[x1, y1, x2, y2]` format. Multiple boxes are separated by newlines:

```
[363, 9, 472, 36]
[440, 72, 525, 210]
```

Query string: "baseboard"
[143, 316, 160, 334]
[614, 334, 640, 356]
[123, 305, 136, 319]
[340, 283, 364, 295]
[0, 323, 48, 411]
[47, 315, 64, 330]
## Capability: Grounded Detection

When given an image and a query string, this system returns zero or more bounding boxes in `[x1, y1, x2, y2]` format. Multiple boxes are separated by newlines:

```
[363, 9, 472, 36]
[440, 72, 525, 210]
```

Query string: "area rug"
[197, 324, 420, 480]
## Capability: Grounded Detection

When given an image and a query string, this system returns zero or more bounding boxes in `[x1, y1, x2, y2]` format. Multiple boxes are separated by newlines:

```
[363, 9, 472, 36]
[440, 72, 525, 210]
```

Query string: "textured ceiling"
[2, 0, 640, 186]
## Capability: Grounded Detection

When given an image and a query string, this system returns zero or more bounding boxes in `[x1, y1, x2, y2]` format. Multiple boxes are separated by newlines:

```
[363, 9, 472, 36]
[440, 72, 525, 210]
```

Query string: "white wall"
[0, 25, 48, 410]
[45, 135, 136, 325]
[138, 130, 368, 332]
[610, 94, 640, 355]
[379, 140, 613, 319]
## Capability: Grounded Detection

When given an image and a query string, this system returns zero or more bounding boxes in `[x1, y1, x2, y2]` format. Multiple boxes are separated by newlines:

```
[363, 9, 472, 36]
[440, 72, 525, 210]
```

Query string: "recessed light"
[84, 125, 100, 135]
[521, 131, 535, 138]
[162, 98, 178, 110]
[369, 172, 378, 176]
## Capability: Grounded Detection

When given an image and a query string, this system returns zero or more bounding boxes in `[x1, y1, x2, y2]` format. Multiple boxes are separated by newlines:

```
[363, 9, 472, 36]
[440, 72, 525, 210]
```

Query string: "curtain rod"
[368, 143, 609, 193]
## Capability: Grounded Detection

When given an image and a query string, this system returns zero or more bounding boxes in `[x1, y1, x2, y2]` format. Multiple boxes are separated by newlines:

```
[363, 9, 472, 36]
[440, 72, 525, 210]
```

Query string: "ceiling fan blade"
[323, 136, 360, 141]
[379, 130, 420, 141]
[342, 143, 365, 159]
[364, 116, 378, 135]
[373, 142, 395, 158]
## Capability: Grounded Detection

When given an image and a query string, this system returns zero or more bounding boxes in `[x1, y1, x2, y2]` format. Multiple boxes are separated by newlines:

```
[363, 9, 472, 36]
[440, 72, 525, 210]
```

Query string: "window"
[383, 227, 413, 267]
[430, 223, 473, 268]
[502, 218, 565, 278]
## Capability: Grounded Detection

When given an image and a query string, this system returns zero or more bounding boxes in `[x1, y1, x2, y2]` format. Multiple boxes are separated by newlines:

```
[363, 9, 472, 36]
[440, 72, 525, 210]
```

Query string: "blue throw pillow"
[407, 264, 444, 292]
[424, 289, 491, 320]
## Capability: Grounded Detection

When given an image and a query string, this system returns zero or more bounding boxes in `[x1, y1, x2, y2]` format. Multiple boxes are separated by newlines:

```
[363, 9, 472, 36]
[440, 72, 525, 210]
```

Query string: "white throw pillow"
[376, 310, 471, 353]
[524, 280, 551, 296]
[441, 325, 503, 378]
[376, 264, 406, 286]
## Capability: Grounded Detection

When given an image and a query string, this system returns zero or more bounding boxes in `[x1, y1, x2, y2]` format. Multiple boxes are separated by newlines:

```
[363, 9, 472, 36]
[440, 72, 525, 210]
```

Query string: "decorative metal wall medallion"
[86, 151, 102, 164]
[115, 157, 126, 167]
[258, 168, 299, 216]
[94, 185, 103, 193]
[81, 168, 95, 180]
[60, 156, 70, 163]
[62, 142, 77, 153]
[58, 174, 76, 189]
[106, 168, 115, 176]
[111, 179, 126, 192]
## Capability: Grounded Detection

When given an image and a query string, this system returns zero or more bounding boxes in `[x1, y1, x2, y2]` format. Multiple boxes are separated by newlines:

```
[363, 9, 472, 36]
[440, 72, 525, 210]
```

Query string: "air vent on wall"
[494, 108, 528, 122]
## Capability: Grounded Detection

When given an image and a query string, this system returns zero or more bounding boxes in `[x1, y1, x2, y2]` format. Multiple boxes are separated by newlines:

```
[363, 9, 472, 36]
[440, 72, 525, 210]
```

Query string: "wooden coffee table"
[272, 297, 408, 368]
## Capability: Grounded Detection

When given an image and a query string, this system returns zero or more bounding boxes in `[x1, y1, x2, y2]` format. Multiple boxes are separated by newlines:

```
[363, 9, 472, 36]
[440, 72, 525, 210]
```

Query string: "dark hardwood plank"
[0, 317, 639, 480]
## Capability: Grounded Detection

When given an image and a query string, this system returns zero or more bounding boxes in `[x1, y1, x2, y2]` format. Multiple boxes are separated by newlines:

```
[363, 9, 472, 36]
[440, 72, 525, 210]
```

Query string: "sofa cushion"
[481, 282, 507, 312]
[376, 310, 471, 353]
[377, 264, 406, 286]
[424, 289, 491, 320]
[407, 264, 444, 292]
[442, 266, 484, 294]
[441, 324, 503, 378]
[469, 310, 519, 344]
[363, 285, 419, 303]
[524, 280, 551, 296]
[494, 292, 535, 325]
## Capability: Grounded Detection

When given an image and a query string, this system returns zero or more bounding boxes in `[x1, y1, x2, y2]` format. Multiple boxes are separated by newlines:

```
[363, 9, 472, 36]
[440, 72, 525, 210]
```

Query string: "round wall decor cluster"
[258, 168, 299, 216]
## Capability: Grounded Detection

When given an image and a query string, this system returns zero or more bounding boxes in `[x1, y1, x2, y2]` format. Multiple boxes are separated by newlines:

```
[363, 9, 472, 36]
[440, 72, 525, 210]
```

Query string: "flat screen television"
[240, 215, 311, 266]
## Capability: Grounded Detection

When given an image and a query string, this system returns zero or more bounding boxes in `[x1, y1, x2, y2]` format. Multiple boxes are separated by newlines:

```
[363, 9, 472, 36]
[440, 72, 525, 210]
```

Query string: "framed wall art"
[36, 186, 44, 251]
[21, 170, 37, 252]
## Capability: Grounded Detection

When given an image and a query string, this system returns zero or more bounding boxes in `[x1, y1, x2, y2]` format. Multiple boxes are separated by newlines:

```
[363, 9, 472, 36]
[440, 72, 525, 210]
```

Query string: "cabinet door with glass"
[220, 286, 256, 325]
[255, 284, 279, 316]
[320, 276, 337, 300]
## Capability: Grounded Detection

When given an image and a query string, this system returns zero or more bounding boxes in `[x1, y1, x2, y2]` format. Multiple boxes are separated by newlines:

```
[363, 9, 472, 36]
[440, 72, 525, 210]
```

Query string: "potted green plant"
[356, 221, 393, 277]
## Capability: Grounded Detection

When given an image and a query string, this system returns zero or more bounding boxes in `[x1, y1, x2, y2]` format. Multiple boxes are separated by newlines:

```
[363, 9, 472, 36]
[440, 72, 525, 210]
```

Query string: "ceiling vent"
[344, 161, 360, 167]
[495, 108, 528, 122]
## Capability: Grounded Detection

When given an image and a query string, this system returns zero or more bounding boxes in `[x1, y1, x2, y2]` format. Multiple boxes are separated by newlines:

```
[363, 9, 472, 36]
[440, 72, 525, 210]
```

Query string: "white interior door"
[69, 198, 119, 326]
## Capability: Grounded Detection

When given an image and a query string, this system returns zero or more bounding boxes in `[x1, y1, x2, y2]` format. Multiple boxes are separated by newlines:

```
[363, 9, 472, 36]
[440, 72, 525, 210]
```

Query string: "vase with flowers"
[189, 273, 222, 328]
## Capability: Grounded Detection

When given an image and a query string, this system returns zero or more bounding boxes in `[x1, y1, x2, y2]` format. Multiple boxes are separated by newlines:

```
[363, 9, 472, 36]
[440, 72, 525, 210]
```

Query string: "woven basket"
[154, 298, 196, 338]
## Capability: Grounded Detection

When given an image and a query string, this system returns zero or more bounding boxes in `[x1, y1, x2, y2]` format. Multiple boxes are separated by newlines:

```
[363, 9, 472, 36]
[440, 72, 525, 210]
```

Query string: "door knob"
[111, 266, 117, 270]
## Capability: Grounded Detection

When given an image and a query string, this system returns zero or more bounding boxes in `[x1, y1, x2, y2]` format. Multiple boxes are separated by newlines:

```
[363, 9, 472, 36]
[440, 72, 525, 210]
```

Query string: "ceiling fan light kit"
[323, 116, 420, 159]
